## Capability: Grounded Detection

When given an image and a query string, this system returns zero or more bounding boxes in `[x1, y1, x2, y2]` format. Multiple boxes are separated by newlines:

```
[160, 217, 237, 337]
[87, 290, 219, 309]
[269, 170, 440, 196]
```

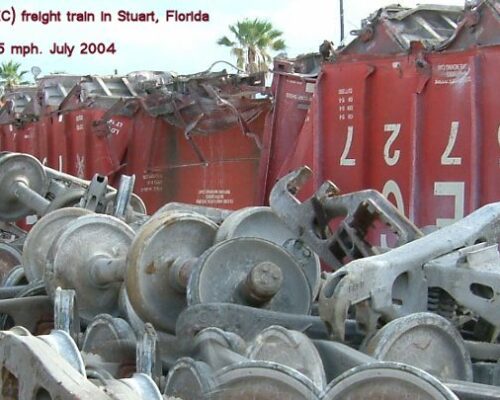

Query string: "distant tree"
[0, 61, 29, 91]
[217, 19, 286, 73]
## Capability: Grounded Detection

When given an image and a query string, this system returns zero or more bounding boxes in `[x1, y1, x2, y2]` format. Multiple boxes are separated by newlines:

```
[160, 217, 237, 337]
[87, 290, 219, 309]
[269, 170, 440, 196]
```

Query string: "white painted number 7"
[340, 126, 356, 166]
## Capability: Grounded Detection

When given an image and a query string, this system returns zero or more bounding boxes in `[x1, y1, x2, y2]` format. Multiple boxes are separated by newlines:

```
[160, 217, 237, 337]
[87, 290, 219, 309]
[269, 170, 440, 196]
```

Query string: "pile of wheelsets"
[0, 152, 499, 399]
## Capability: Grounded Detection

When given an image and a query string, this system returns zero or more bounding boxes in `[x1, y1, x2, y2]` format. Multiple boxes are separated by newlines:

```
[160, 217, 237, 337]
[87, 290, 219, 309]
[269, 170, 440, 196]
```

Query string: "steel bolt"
[168, 257, 197, 293]
[246, 261, 284, 302]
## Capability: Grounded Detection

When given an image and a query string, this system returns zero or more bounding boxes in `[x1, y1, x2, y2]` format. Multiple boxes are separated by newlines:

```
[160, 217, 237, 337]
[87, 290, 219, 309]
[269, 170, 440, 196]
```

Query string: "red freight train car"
[1, 1, 499, 233]
[0, 70, 271, 224]
[271, 1, 500, 238]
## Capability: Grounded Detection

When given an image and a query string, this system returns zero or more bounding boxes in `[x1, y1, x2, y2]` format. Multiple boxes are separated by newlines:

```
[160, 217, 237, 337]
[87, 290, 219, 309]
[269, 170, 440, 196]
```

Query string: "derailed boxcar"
[0, 69, 271, 223]
[271, 1, 500, 235]
[2, 1, 500, 232]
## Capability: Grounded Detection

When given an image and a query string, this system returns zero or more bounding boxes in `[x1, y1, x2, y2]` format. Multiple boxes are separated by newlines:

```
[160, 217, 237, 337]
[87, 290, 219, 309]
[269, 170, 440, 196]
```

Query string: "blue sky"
[3, 0, 463, 78]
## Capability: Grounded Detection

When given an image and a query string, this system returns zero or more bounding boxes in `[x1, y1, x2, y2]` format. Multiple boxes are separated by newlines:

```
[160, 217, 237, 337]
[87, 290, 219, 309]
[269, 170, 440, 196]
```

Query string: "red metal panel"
[275, 44, 500, 235]
[50, 109, 128, 180]
[263, 71, 315, 200]
[14, 123, 38, 156]
[477, 48, 500, 207]
[417, 51, 475, 228]
[43, 114, 69, 172]
[125, 106, 269, 212]
[84, 109, 129, 180]
[0, 124, 18, 152]
[268, 2, 500, 238]
[275, 97, 316, 202]
[62, 109, 88, 178]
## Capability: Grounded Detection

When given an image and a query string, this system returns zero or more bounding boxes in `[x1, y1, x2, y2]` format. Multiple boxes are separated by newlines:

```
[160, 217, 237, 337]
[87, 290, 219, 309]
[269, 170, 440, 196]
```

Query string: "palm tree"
[0, 61, 29, 91]
[217, 19, 286, 73]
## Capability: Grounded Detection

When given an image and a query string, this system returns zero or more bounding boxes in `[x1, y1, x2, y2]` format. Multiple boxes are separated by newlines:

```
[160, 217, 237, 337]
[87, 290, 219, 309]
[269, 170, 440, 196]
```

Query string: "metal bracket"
[425, 243, 500, 331]
[79, 174, 109, 212]
[269, 166, 422, 269]
[319, 202, 500, 341]
[112, 175, 135, 220]
[54, 287, 81, 343]
[136, 323, 159, 380]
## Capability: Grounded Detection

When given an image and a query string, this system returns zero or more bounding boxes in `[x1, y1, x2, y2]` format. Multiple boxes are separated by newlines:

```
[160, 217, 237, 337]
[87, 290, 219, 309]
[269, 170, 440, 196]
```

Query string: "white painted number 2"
[383, 123, 401, 166]
[340, 126, 356, 166]
[337, 120, 468, 232]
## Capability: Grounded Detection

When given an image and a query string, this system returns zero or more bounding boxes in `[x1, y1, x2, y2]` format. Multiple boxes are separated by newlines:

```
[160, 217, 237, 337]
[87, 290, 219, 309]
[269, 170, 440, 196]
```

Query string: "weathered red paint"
[123, 106, 268, 212]
[1, 1, 499, 237]
[0, 72, 271, 223]
[274, 0, 500, 237]
[261, 56, 318, 200]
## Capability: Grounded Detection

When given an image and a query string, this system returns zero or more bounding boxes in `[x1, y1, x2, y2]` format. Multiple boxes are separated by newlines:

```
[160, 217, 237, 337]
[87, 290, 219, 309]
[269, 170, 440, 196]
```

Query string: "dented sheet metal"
[274, 0, 500, 238]
[0, 69, 271, 223]
[342, 4, 463, 55]
[261, 55, 319, 201]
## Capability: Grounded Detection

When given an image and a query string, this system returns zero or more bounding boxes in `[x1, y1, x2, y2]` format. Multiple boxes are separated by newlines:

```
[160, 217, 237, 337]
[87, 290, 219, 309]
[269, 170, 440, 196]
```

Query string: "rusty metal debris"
[342, 0, 500, 55]
[0, 156, 499, 398]
[344, 3, 464, 54]
[0, 63, 272, 216]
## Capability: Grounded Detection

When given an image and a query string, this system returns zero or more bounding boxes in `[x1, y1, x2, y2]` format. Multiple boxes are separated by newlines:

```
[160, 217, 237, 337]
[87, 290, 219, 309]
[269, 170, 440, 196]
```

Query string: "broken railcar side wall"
[261, 56, 318, 202]
[275, 0, 500, 236]
[0, 72, 272, 222]
[0, 110, 128, 183]
[123, 102, 269, 212]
